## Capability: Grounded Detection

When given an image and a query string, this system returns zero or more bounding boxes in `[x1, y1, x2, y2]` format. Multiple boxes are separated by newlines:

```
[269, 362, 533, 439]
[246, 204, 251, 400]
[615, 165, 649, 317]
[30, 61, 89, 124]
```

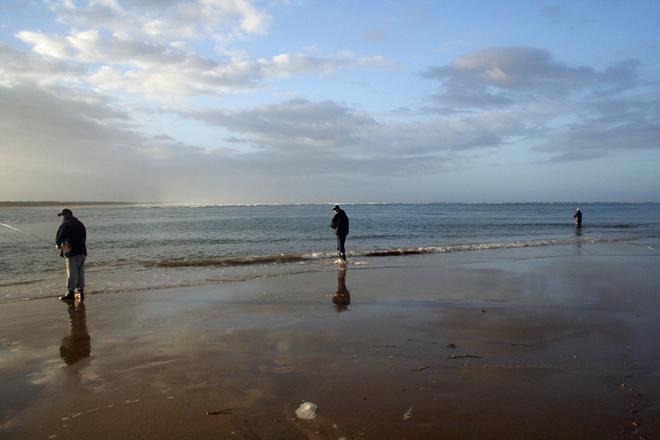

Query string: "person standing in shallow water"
[55, 208, 87, 301]
[573, 208, 583, 229]
[331, 205, 349, 262]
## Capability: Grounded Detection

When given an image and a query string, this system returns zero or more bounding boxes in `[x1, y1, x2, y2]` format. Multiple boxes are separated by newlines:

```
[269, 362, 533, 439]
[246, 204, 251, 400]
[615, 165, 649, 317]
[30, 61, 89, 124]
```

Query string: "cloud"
[0, 43, 84, 87]
[16, 29, 190, 68]
[0, 85, 144, 159]
[540, 151, 608, 163]
[86, 51, 390, 97]
[8, 1, 392, 101]
[5, 0, 659, 206]
[186, 99, 377, 152]
[15, 31, 72, 59]
[16, 28, 390, 97]
[0, 83, 229, 200]
[533, 96, 660, 160]
[415, 46, 660, 164]
[48, 0, 271, 41]
[421, 46, 639, 110]
[1, 85, 483, 201]
[183, 98, 523, 174]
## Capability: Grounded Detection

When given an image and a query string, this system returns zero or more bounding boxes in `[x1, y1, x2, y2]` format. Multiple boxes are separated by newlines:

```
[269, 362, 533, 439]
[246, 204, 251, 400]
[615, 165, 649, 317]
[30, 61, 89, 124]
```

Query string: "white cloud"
[48, 0, 271, 41]
[15, 31, 72, 59]
[0, 43, 84, 87]
[81, 50, 392, 97]
[17, 29, 201, 68]
[8, 1, 392, 102]
[16, 28, 391, 97]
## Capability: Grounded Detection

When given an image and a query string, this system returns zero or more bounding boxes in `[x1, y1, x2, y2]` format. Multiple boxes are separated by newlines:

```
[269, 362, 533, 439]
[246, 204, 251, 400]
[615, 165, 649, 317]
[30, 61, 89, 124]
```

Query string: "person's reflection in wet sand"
[332, 268, 351, 312]
[60, 301, 91, 366]
[574, 227, 583, 256]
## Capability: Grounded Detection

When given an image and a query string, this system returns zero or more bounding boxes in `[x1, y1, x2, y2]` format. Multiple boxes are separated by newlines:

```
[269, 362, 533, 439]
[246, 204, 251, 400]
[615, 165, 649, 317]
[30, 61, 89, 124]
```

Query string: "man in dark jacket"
[55, 208, 87, 301]
[573, 208, 583, 229]
[331, 205, 349, 262]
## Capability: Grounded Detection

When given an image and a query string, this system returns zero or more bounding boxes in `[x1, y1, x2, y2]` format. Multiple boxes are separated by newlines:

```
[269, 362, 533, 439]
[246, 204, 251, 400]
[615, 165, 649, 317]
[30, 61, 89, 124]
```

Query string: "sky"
[1, 0, 659, 203]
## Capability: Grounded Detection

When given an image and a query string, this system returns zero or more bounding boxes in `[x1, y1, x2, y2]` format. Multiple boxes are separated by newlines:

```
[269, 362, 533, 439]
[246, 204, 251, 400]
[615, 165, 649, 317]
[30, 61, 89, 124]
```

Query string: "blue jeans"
[65, 254, 86, 293]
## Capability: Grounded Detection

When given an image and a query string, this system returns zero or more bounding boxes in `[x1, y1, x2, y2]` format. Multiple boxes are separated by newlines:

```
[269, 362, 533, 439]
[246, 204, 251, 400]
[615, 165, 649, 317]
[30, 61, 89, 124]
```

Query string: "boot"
[59, 291, 76, 301]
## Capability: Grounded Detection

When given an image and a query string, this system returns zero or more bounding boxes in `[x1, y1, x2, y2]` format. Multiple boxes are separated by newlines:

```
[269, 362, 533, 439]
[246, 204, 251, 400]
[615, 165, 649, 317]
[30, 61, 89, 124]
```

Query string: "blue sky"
[1, 0, 659, 203]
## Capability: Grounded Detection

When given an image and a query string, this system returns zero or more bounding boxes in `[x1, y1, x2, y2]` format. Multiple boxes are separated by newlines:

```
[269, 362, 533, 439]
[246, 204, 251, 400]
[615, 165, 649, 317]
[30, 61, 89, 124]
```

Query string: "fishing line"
[0, 222, 53, 245]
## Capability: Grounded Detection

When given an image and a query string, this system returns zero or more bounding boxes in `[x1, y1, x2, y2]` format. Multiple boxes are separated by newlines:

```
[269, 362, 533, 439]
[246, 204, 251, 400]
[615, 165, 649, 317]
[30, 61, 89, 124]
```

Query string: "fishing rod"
[0, 222, 54, 246]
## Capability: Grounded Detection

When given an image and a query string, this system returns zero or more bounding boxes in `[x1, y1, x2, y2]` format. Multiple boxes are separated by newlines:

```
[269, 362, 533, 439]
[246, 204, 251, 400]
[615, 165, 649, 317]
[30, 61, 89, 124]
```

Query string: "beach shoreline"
[3, 202, 658, 303]
[1, 242, 659, 439]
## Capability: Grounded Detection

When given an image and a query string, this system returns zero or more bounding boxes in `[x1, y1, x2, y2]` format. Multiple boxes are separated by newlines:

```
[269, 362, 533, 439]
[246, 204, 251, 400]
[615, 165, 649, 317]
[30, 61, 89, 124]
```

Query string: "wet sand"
[1, 242, 659, 439]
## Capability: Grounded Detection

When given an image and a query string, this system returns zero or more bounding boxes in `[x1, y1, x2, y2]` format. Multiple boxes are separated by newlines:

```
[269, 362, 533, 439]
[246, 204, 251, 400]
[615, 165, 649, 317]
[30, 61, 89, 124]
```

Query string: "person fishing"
[573, 208, 583, 229]
[330, 205, 349, 263]
[55, 208, 87, 301]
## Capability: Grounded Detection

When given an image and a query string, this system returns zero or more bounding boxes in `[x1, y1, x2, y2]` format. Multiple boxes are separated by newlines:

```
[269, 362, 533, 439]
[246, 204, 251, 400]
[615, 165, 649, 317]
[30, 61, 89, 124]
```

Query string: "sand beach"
[1, 242, 659, 439]
[4, 0, 660, 438]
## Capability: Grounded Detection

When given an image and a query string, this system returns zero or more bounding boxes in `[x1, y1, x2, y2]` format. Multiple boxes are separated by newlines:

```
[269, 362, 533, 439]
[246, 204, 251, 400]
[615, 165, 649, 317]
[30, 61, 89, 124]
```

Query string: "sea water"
[1, 203, 658, 301]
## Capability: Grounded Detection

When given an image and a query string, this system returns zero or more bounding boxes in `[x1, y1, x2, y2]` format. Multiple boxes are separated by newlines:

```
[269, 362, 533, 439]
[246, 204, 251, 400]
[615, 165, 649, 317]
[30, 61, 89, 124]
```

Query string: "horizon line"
[2, 200, 658, 207]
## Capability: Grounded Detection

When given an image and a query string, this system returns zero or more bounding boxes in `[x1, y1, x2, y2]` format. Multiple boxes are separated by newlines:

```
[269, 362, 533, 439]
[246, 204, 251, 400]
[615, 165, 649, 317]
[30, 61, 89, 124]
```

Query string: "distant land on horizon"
[1, 201, 658, 208]
[0, 201, 138, 208]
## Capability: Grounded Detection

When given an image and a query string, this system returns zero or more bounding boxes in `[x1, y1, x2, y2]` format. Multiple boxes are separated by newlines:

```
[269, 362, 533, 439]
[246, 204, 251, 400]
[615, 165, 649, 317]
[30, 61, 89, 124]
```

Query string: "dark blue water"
[1, 203, 658, 300]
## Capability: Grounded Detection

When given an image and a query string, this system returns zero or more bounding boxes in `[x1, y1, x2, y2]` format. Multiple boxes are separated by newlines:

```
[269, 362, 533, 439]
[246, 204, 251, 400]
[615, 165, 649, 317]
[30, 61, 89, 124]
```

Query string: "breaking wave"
[145, 253, 308, 268]
[142, 235, 646, 269]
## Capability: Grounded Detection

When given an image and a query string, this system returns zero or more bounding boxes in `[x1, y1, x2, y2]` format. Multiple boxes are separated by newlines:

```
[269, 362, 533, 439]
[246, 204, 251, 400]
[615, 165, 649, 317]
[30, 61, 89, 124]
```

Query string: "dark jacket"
[573, 210, 582, 225]
[331, 209, 349, 237]
[56, 217, 87, 257]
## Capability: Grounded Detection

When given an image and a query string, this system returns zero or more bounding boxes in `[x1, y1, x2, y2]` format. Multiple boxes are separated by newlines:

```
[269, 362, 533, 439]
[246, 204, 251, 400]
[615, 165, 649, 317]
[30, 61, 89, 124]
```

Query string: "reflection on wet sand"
[3, 243, 660, 440]
[332, 268, 351, 312]
[60, 301, 91, 366]
[574, 228, 583, 255]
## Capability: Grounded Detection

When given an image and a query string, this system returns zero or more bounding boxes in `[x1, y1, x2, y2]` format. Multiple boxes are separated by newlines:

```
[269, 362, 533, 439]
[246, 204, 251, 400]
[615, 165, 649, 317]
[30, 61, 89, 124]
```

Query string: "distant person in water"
[573, 208, 583, 229]
[331, 205, 349, 262]
[55, 208, 87, 301]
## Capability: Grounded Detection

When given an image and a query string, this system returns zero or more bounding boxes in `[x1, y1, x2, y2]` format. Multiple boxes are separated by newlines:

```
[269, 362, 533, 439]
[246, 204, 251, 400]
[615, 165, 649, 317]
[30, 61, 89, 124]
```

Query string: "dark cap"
[333, 205, 340, 211]
[57, 208, 73, 217]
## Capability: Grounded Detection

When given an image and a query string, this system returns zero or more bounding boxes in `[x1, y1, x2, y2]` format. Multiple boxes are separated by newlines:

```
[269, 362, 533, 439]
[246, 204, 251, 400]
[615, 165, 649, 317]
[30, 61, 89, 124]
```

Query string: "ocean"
[1, 203, 658, 302]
